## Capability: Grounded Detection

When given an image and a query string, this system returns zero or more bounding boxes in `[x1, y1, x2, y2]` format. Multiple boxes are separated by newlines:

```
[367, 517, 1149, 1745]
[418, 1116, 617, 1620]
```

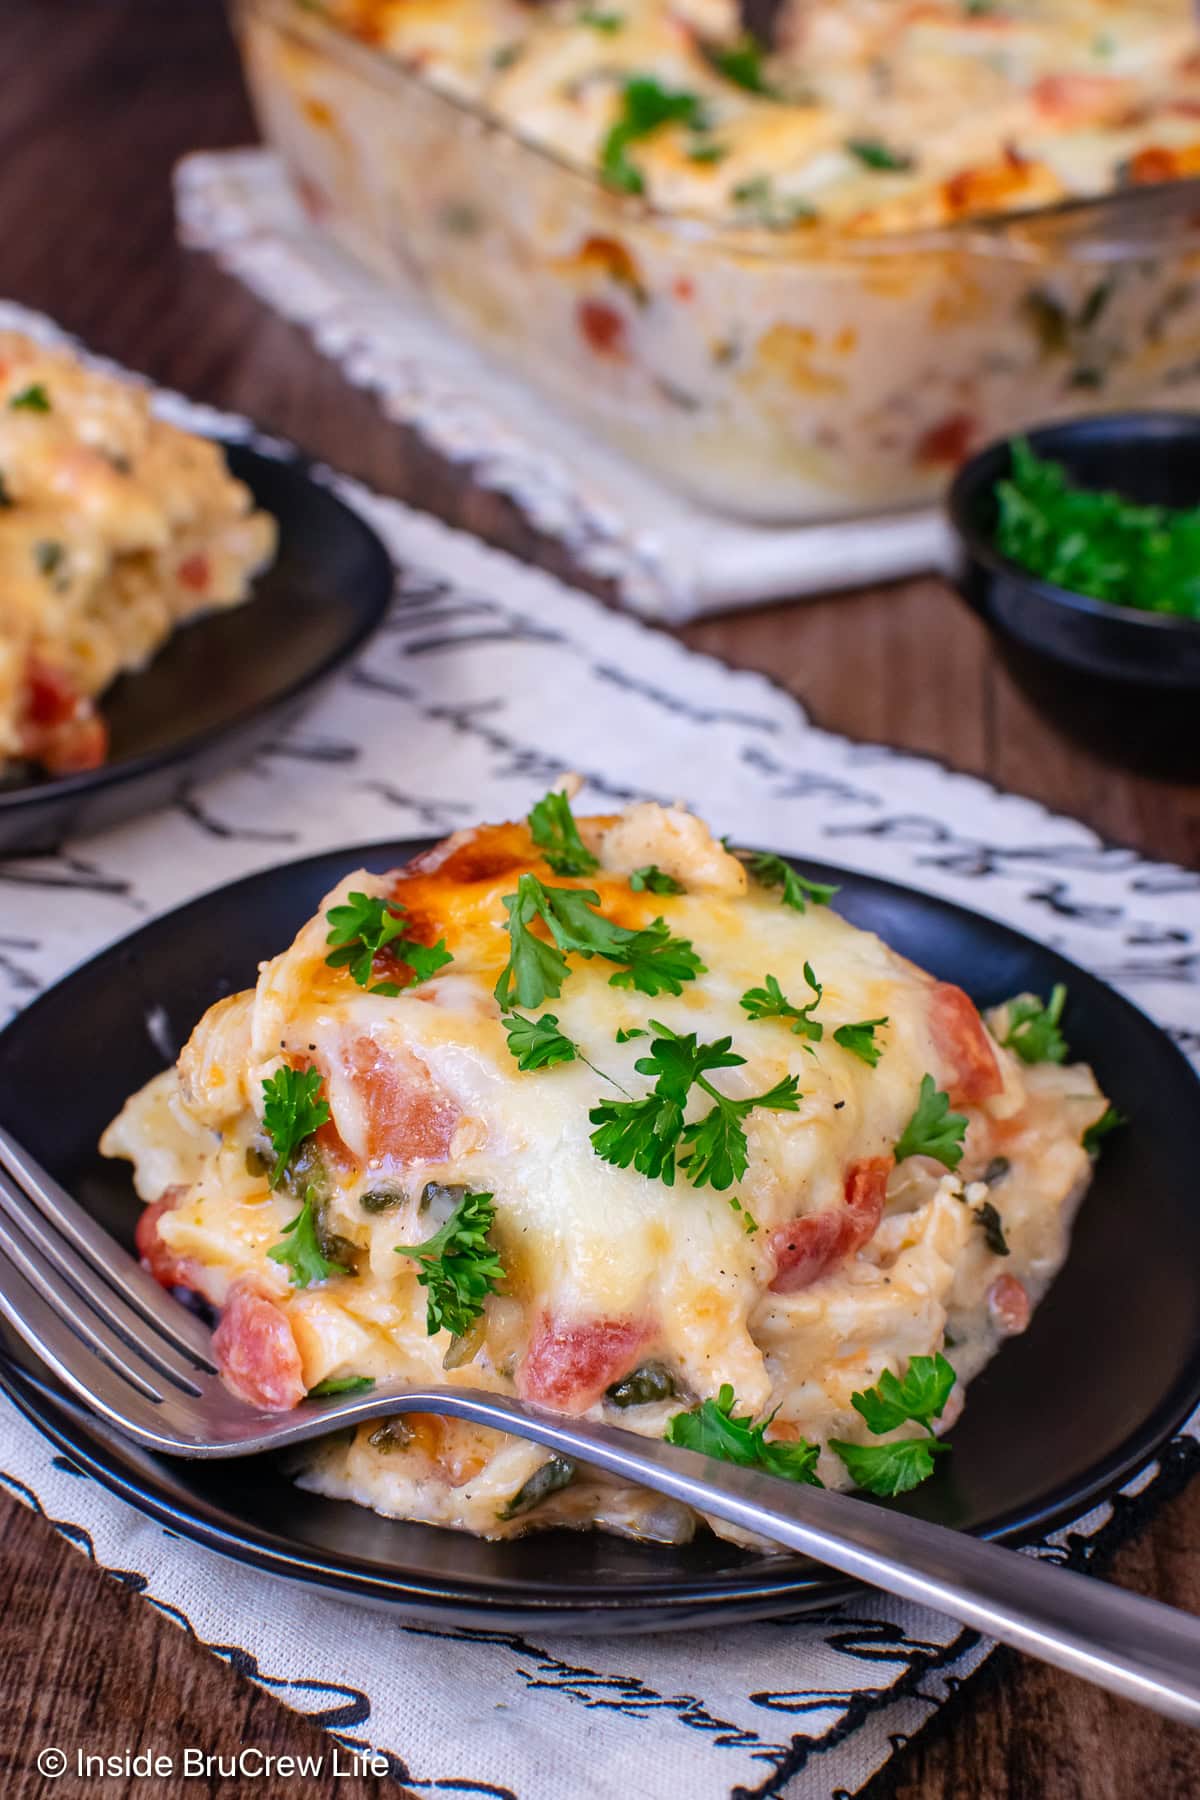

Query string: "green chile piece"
[605, 1361, 677, 1407]
[497, 1456, 577, 1521]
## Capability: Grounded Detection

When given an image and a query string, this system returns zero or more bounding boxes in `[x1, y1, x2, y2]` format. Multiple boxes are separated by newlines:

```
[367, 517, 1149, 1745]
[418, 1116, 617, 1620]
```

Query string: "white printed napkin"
[0, 302, 1197, 1800]
[174, 148, 953, 625]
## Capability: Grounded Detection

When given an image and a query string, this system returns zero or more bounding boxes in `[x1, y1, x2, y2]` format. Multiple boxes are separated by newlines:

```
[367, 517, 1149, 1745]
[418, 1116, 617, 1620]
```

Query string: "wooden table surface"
[2, 4, 1199, 1797]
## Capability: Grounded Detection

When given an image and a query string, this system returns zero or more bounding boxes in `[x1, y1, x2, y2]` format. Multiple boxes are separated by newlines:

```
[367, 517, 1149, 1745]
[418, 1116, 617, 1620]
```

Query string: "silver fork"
[0, 1124, 1198, 1724]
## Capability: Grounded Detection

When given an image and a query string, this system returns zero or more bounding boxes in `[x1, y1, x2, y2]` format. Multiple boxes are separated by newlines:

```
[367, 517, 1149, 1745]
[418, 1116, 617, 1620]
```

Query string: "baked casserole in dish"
[102, 794, 1111, 1542]
[0, 333, 276, 777]
[235, 0, 1200, 521]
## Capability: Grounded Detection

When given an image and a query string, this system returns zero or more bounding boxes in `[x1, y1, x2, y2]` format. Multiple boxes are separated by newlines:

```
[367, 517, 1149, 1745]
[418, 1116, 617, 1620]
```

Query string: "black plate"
[2, 842, 1199, 1632]
[0, 445, 393, 856]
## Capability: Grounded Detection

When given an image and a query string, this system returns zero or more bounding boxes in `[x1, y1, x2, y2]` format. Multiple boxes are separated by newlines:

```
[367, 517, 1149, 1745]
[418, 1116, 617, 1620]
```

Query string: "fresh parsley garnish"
[974, 1199, 1009, 1256]
[666, 1384, 821, 1484]
[894, 1074, 967, 1169]
[268, 1189, 344, 1287]
[261, 1066, 330, 1187]
[578, 5, 624, 29]
[494, 875, 702, 1008]
[396, 1190, 505, 1338]
[833, 1017, 889, 1067]
[738, 850, 838, 913]
[1083, 1104, 1126, 1156]
[630, 864, 685, 895]
[607, 919, 706, 996]
[730, 175, 818, 229]
[601, 77, 709, 196]
[740, 968, 823, 1044]
[528, 789, 599, 876]
[616, 1026, 647, 1042]
[325, 891, 452, 995]
[9, 382, 50, 412]
[501, 1008, 579, 1071]
[703, 35, 775, 95]
[589, 1020, 800, 1189]
[829, 1353, 956, 1495]
[994, 438, 1200, 618]
[846, 137, 915, 172]
[1001, 984, 1068, 1064]
[308, 1375, 375, 1397]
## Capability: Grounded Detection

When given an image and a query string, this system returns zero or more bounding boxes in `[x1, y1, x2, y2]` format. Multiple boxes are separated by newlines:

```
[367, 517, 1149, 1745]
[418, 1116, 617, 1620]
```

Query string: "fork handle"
[300, 1388, 1200, 1724]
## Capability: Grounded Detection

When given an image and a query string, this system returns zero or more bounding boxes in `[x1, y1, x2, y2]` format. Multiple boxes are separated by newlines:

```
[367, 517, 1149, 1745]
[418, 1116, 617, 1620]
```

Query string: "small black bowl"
[947, 414, 1200, 773]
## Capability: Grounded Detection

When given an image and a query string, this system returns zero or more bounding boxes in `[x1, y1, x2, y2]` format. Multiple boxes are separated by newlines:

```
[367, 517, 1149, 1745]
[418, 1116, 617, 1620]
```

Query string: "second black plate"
[1, 843, 1198, 1631]
[0, 444, 393, 855]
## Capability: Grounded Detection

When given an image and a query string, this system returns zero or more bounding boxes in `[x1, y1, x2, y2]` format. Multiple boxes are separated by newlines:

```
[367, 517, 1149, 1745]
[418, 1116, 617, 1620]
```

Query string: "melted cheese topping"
[316, 0, 1200, 231]
[0, 333, 277, 771]
[102, 801, 1108, 1542]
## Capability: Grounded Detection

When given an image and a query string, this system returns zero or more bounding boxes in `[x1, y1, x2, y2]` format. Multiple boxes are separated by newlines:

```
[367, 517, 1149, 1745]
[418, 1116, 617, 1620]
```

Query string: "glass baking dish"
[232, 0, 1200, 523]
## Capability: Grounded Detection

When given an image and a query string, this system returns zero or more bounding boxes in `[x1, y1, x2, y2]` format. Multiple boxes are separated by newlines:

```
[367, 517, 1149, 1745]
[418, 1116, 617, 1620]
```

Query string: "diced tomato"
[916, 412, 975, 468]
[1032, 73, 1123, 125]
[18, 659, 108, 775]
[577, 299, 628, 359]
[988, 1273, 1031, 1337]
[177, 551, 210, 592]
[518, 1314, 647, 1412]
[769, 1156, 891, 1294]
[135, 1186, 201, 1293]
[673, 276, 695, 302]
[212, 1280, 306, 1411]
[343, 1035, 460, 1166]
[929, 982, 1003, 1106]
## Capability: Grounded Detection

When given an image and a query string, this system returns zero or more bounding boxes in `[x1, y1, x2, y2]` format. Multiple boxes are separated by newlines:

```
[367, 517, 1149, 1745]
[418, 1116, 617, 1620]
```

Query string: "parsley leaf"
[703, 34, 775, 95]
[325, 891, 452, 994]
[601, 77, 709, 195]
[494, 876, 701, 1008]
[1001, 984, 1068, 1064]
[846, 137, 915, 172]
[833, 1017, 889, 1067]
[829, 1435, 945, 1495]
[1083, 1103, 1126, 1156]
[630, 864, 685, 895]
[616, 1026, 647, 1042]
[261, 1066, 331, 1187]
[849, 1353, 955, 1434]
[591, 1021, 799, 1190]
[607, 917, 706, 996]
[894, 1074, 967, 1169]
[396, 1190, 505, 1338]
[501, 1008, 579, 1071]
[738, 850, 839, 913]
[829, 1353, 956, 1495]
[268, 1189, 344, 1287]
[578, 5, 624, 29]
[528, 789, 599, 876]
[682, 1074, 801, 1189]
[9, 382, 50, 412]
[666, 1384, 822, 1484]
[308, 1375, 375, 1397]
[740, 967, 823, 1044]
[730, 175, 818, 229]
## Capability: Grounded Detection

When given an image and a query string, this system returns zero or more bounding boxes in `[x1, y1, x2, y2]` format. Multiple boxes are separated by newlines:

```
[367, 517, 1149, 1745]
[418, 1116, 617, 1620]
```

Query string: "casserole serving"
[0, 333, 277, 776]
[102, 793, 1111, 1544]
[234, 0, 1200, 521]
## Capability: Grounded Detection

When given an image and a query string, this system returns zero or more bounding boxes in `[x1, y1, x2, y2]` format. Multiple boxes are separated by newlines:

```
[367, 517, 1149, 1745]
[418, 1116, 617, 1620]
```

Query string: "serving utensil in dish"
[1, 1123, 1199, 1724]
[0, 444, 392, 856]
[2, 842, 1198, 1637]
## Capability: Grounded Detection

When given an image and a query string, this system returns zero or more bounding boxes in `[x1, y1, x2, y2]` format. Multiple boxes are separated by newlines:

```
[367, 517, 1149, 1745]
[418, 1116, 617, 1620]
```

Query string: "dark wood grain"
[0, 3, 1197, 1797]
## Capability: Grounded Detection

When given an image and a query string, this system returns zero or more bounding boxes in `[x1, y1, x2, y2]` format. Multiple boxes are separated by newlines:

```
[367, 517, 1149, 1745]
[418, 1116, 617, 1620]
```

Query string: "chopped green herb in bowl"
[994, 437, 1200, 619]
